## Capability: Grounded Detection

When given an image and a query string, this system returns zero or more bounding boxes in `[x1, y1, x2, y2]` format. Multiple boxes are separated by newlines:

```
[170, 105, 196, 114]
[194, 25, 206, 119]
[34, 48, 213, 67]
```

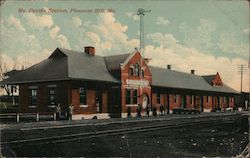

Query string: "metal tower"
[137, 8, 151, 57]
[137, 8, 150, 106]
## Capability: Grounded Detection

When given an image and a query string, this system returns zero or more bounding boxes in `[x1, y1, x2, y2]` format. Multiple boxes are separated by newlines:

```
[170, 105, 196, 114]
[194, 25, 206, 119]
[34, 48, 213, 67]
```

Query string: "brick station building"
[2, 47, 239, 119]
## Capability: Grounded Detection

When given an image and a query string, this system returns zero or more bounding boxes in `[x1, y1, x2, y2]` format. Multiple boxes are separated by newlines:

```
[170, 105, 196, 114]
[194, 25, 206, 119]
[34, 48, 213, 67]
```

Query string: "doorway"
[142, 93, 149, 109]
[95, 90, 102, 113]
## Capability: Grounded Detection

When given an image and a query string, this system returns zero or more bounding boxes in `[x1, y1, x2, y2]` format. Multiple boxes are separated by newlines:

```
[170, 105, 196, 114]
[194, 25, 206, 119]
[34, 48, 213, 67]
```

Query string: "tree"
[0, 61, 19, 104]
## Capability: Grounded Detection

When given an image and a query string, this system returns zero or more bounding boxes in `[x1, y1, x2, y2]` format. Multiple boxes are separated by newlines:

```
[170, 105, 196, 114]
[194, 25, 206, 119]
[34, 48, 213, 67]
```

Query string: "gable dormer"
[49, 48, 67, 59]
[202, 72, 223, 86]
[213, 72, 223, 86]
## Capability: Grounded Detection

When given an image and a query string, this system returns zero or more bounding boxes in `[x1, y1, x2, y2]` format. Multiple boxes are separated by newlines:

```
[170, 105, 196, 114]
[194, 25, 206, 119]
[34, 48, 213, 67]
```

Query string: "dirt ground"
[1, 113, 249, 157]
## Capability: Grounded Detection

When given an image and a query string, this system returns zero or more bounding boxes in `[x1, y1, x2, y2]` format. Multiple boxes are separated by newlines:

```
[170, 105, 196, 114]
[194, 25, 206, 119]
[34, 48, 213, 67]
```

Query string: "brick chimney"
[167, 65, 171, 70]
[144, 58, 151, 64]
[84, 46, 95, 56]
[191, 69, 195, 74]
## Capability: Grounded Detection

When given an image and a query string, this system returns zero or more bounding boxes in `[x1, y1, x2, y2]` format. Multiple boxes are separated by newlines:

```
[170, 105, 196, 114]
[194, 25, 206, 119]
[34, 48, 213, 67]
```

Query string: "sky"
[0, 0, 249, 92]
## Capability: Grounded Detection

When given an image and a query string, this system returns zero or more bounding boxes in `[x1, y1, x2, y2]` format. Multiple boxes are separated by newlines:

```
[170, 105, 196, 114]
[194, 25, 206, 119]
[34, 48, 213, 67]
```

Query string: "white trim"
[28, 86, 38, 89]
[72, 113, 110, 120]
[122, 51, 137, 68]
[47, 85, 57, 88]
[121, 112, 137, 118]
[203, 109, 212, 112]
[126, 104, 138, 107]
[48, 105, 56, 108]
[79, 104, 88, 108]
[28, 105, 37, 108]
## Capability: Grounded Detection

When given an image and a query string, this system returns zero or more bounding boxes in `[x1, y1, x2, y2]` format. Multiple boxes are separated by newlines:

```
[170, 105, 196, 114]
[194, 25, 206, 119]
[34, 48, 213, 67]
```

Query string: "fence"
[0, 112, 57, 123]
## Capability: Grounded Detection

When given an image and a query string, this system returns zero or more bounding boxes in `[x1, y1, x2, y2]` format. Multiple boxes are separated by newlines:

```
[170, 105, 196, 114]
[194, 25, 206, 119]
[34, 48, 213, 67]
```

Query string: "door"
[181, 95, 186, 108]
[95, 90, 102, 113]
[108, 86, 121, 118]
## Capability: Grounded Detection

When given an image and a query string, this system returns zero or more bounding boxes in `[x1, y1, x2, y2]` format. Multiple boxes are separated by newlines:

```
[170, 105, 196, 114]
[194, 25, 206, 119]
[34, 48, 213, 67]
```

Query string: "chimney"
[84, 46, 95, 56]
[144, 58, 151, 64]
[191, 69, 195, 74]
[167, 65, 171, 70]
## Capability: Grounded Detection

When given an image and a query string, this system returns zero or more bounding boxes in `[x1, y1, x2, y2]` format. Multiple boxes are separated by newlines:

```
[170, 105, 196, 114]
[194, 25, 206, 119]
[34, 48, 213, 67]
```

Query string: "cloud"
[48, 25, 70, 49]
[84, 13, 139, 55]
[147, 32, 179, 47]
[217, 32, 248, 57]
[243, 27, 249, 34]
[146, 33, 249, 92]
[179, 19, 216, 50]
[72, 16, 82, 27]
[24, 13, 54, 29]
[1, 48, 51, 71]
[49, 26, 60, 39]
[1, 18, 42, 57]
[156, 17, 169, 25]
[126, 12, 139, 21]
[57, 34, 70, 49]
[6, 14, 25, 31]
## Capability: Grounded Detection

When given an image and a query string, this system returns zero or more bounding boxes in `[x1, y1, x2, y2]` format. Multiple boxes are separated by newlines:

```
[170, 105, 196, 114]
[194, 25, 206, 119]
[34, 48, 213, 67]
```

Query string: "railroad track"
[1, 115, 239, 146]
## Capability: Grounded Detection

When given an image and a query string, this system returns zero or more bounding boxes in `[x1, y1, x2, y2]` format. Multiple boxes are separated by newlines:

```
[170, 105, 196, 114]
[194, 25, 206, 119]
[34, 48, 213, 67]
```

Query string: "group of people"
[127, 104, 165, 118]
[55, 104, 74, 120]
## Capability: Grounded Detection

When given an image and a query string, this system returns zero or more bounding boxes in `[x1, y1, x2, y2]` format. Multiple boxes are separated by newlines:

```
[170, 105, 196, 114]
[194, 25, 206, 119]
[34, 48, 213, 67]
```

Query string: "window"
[157, 93, 160, 104]
[231, 97, 234, 102]
[31, 89, 37, 106]
[205, 96, 209, 102]
[190, 95, 194, 104]
[126, 89, 131, 104]
[133, 89, 138, 104]
[174, 95, 178, 103]
[48, 88, 56, 106]
[135, 63, 140, 76]
[95, 90, 102, 113]
[141, 70, 144, 78]
[79, 87, 87, 105]
[129, 67, 134, 76]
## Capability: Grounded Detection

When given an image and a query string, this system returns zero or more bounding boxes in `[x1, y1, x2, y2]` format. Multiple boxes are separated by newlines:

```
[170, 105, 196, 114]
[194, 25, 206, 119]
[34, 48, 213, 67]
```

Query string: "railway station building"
[1, 47, 239, 119]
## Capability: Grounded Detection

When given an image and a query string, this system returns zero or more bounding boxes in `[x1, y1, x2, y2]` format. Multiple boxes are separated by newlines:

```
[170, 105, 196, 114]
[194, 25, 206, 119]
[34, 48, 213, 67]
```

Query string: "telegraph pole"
[238, 64, 246, 93]
[137, 8, 150, 106]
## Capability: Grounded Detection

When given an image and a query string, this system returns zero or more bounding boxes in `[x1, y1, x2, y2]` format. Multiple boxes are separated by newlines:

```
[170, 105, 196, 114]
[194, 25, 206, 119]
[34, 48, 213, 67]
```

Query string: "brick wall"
[19, 81, 69, 113]
[120, 51, 152, 113]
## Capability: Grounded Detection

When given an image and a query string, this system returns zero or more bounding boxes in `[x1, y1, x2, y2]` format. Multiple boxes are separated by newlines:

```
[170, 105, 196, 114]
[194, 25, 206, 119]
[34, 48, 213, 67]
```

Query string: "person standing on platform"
[160, 104, 164, 115]
[127, 107, 131, 118]
[146, 104, 150, 117]
[137, 104, 142, 117]
[69, 104, 74, 120]
[153, 105, 157, 117]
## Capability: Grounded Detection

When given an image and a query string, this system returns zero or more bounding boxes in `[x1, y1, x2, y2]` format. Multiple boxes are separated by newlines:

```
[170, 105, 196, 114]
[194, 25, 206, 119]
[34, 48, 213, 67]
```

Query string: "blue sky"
[0, 0, 249, 92]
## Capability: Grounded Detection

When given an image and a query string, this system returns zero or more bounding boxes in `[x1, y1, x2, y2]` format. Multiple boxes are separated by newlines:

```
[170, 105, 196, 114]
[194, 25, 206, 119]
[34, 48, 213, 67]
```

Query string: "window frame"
[174, 94, 178, 103]
[132, 89, 138, 104]
[126, 89, 131, 104]
[157, 93, 161, 104]
[48, 87, 56, 106]
[79, 87, 87, 106]
[30, 88, 37, 108]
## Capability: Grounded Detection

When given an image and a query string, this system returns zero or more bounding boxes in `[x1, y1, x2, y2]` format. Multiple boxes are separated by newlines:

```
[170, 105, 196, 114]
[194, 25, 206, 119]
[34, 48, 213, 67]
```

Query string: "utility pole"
[137, 8, 150, 106]
[238, 64, 246, 93]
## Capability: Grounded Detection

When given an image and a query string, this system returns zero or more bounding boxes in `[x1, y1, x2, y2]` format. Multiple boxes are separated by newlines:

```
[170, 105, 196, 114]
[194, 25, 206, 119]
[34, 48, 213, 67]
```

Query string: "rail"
[1, 114, 240, 145]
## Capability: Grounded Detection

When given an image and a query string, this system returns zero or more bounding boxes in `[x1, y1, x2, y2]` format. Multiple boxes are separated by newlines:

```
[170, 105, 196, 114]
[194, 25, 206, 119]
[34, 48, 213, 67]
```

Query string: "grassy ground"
[0, 102, 18, 113]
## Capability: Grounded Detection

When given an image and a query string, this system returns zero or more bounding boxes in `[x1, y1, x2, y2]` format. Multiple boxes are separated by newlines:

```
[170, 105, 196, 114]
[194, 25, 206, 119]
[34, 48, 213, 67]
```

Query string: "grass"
[0, 102, 18, 113]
